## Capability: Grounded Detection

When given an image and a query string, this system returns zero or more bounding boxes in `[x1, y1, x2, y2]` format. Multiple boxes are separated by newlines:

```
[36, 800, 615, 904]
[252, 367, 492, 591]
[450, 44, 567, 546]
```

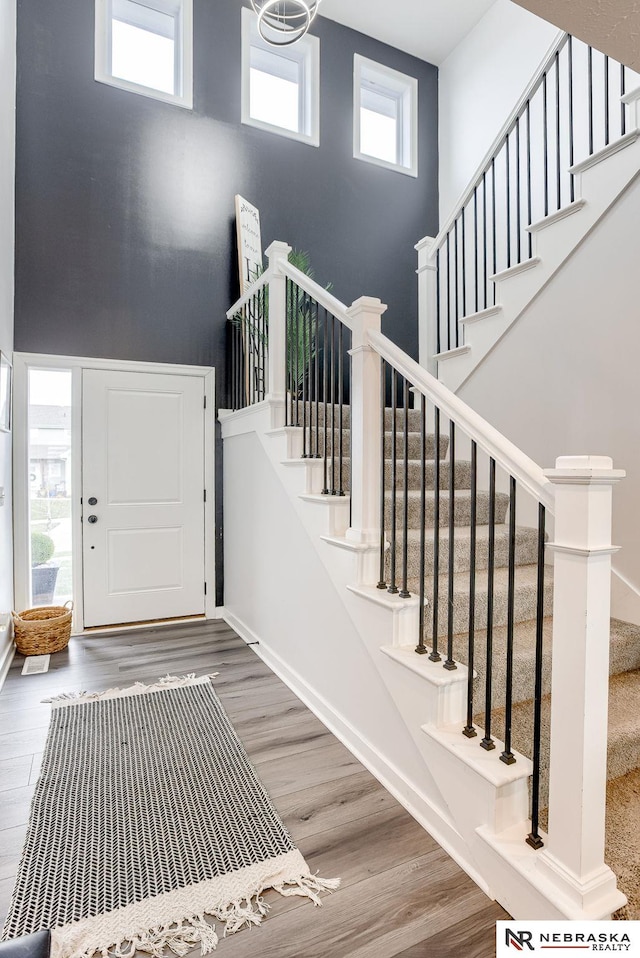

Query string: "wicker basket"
[12, 602, 73, 656]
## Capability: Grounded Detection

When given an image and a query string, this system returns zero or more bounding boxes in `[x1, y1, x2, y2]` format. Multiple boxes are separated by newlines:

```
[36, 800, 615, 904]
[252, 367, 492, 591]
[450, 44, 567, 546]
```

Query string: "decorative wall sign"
[235, 194, 263, 293]
[0, 351, 12, 433]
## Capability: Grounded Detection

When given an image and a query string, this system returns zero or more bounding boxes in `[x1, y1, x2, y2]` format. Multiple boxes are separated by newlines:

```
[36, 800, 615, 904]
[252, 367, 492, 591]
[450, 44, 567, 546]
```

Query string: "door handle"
[88, 497, 98, 506]
[88, 515, 98, 524]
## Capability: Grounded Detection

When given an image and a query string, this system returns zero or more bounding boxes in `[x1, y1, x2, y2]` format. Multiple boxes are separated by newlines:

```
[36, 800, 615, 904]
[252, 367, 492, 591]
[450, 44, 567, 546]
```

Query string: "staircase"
[220, 30, 640, 926]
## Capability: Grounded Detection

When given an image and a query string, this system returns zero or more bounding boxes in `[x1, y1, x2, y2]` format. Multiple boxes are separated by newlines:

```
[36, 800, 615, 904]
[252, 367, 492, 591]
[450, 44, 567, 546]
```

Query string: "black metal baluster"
[436, 247, 441, 355]
[506, 132, 512, 269]
[461, 206, 467, 320]
[388, 368, 399, 594]
[480, 457, 497, 751]
[302, 292, 308, 457]
[500, 476, 517, 765]
[430, 407, 442, 662]
[444, 420, 457, 671]
[463, 440, 478, 737]
[400, 377, 410, 598]
[568, 37, 575, 202]
[516, 116, 522, 264]
[555, 51, 561, 211]
[322, 307, 329, 494]
[314, 300, 320, 457]
[378, 359, 387, 590]
[604, 54, 610, 146]
[416, 393, 428, 654]
[621, 63, 627, 137]
[454, 217, 459, 346]
[294, 282, 300, 426]
[474, 187, 479, 313]
[446, 232, 452, 352]
[483, 171, 488, 308]
[527, 503, 546, 850]
[491, 158, 497, 304]
[284, 276, 291, 426]
[338, 321, 344, 495]
[330, 313, 336, 494]
[543, 71, 549, 217]
[588, 46, 594, 155]
[526, 100, 533, 256]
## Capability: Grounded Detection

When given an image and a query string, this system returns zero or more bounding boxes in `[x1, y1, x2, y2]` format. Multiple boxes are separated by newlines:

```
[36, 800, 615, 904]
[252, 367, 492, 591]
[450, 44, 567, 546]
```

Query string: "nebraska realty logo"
[496, 921, 640, 955]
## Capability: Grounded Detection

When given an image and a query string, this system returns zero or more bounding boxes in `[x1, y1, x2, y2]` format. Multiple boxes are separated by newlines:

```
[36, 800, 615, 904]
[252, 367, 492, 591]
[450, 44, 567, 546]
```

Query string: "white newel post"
[345, 296, 386, 546]
[415, 235, 438, 375]
[540, 455, 626, 917]
[265, 240, 292, 404]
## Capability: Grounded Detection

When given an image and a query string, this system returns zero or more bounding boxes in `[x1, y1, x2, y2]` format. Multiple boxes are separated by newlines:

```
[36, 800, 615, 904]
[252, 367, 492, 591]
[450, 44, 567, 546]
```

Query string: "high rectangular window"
[241, 8, 319, 147]
[354, 55, 418, 177]
[95, 0, 193, 109]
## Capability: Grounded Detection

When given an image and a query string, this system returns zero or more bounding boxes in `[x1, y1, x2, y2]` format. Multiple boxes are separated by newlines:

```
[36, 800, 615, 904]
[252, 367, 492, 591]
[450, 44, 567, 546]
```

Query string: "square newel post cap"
[347, 297, 388, 321]
[266, 240, 292, 263]
[415, 235, 436, 253]
[544, 455, 626, 484]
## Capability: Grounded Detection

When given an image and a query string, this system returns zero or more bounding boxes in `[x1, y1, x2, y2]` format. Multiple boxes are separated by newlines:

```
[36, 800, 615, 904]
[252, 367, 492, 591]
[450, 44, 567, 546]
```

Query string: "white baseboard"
[0, 614, 15, 692]
[222, 607, 491, 899]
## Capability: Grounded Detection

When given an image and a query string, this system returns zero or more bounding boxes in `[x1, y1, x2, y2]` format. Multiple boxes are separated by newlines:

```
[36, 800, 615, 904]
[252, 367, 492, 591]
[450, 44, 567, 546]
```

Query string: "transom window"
[95, 0, 193, 109]
[354, 55, 418, 177]
[241, 8, 320, 147]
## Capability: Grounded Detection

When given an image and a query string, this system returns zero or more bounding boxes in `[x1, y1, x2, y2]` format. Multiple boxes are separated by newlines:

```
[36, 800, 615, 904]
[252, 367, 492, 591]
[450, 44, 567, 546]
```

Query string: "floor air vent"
[21, 654, 51, 675]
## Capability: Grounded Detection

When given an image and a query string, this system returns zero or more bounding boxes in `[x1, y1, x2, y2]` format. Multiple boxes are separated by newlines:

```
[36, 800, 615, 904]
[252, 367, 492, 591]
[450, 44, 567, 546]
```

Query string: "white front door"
[82, 369, 206, 628]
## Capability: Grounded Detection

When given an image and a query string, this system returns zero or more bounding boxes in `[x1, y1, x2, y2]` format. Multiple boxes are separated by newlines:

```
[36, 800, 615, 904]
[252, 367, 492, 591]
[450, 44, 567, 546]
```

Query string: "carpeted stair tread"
[311, 427, 449, 460]
[606, 768, 640, 920]
[408, 564, 555, 639]
[297, 403, 424, 431]
[386, 523, 539, 577]
[476, 668, 640, 826]
[334, 458, 473, 493]
[385, 488, 510, 528]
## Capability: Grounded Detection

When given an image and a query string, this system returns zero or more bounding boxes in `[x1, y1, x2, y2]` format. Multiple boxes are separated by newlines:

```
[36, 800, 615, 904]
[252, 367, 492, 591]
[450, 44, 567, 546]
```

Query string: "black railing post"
[480, 457, 497, 751]
[527, 503, 546, 850]
[463, 440, 478, 737]
[444, 420, 457, 670]
[500, 476, 517, 766]
[378, 359, 387, 590]
[388, 368, 399, 594]
[430, 407, 442, 662]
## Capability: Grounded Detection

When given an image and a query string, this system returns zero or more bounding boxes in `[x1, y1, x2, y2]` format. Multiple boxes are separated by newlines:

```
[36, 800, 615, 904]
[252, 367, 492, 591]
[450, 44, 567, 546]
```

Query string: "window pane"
[112, 18, 175, 95]
[28, 370, 73, 608]
[360, 107, 398, 164]
[250, 67, 299, 132]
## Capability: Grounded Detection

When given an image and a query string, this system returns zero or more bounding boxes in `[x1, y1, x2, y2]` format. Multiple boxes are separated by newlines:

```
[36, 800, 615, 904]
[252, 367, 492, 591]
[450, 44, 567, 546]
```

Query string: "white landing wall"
[438, 0, 559, 219]
[0, 0, 16, 681]
[223, 429, 448, 807]
[458, 173, 640, 624]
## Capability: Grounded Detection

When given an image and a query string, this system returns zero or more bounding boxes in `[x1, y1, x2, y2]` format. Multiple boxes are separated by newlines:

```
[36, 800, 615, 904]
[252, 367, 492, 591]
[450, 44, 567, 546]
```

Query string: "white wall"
[438, 0, 559, 219]
[0, 0, 16, 676]
[458, 173, 640, 623]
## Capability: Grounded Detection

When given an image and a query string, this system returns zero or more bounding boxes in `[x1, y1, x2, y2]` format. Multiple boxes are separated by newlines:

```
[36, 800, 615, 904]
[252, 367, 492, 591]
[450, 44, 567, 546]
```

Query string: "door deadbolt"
[88, 497, 98, 506]
[88, 515, 98, 524]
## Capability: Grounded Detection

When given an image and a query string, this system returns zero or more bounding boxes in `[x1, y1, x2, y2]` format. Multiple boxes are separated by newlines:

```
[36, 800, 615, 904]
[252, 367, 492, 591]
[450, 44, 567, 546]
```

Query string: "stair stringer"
[219, 401, 625, 920]
[437, 126, 640, 394]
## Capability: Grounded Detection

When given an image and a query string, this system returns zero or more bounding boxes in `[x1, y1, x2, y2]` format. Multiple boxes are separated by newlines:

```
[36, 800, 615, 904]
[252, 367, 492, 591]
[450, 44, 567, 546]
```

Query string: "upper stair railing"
[426, 32, 638, 358]
[225, 242, 625, 915]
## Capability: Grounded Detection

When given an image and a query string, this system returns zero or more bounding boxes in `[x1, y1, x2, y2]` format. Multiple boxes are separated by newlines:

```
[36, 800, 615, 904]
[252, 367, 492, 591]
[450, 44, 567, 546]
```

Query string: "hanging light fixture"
[251, 0, 322, 46]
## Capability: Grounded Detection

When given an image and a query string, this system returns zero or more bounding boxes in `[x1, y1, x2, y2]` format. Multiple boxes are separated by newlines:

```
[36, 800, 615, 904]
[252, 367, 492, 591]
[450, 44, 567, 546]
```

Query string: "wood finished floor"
[0, 620, 507, 956]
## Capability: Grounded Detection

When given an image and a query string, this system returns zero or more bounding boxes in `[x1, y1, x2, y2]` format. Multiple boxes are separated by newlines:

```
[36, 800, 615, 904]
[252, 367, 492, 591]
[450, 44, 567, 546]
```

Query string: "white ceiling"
[318, 0, 498, 66]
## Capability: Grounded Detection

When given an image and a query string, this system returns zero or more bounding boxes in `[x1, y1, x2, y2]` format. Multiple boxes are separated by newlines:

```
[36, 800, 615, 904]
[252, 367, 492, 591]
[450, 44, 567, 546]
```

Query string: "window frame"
[241, 7, 320, 148]
[95, 0, 193, 110]
[353, 54, 418, 177]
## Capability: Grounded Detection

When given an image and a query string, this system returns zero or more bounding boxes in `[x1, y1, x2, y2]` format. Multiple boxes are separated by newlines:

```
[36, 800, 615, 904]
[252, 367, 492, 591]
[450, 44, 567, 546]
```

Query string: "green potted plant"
[31, 530, 59, 605]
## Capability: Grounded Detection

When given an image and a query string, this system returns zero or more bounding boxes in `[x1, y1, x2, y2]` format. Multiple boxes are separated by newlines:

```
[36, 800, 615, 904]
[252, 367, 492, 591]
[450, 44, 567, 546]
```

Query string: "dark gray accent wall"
[14, 0, 438, 605]
[15, 0, 438, 368]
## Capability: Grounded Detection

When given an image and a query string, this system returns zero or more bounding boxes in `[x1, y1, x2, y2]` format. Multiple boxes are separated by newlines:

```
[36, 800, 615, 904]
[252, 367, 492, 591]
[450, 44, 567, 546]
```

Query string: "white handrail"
[226, 265, 274, 319]
[368, 329, 555, 512]
[280, 260, 354, 331]
[427, 29, 566, 255]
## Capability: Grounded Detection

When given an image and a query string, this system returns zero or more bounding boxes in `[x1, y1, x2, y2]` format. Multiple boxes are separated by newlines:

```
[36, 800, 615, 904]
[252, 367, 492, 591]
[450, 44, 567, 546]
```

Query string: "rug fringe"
[54, 875, 339, 958]
[43, 674, 218, 707]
